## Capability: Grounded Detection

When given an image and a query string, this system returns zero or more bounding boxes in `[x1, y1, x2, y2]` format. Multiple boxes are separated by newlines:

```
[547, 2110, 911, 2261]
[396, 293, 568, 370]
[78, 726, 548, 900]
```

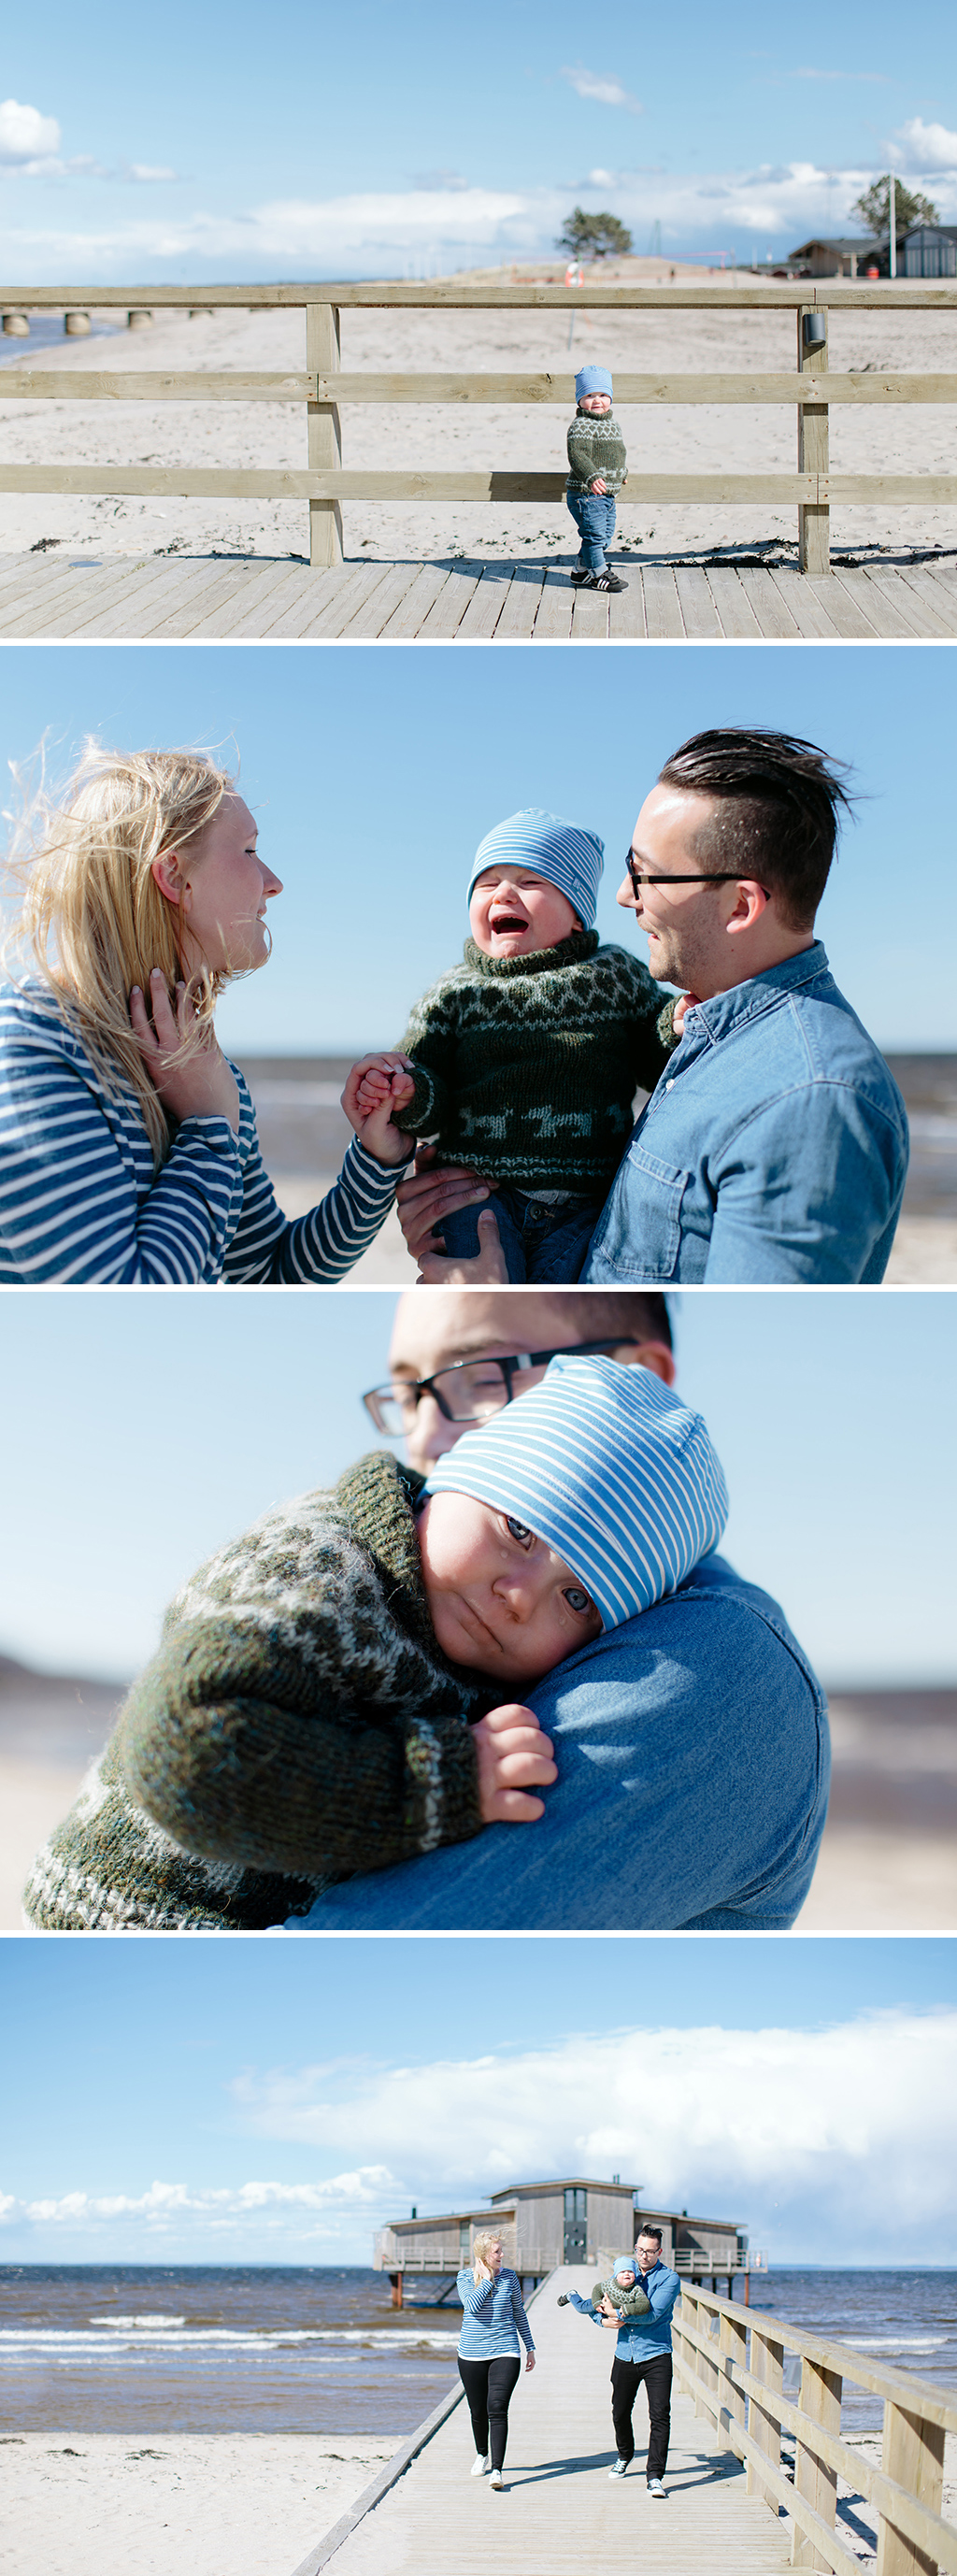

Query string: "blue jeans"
[283, 1555, 830, 1932]
[567, 490, 617, 568]
[438, 1186, 603, 1283]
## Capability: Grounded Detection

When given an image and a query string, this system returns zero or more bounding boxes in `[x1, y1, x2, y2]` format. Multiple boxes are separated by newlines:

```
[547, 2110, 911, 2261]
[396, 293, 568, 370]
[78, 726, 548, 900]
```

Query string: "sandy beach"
[0, 2432, 397, 2576]
[1, 288, 955, 569]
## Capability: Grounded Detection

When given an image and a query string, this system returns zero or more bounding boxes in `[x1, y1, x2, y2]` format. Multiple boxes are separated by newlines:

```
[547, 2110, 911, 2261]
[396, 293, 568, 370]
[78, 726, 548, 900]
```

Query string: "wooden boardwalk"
[299, 2268, 793, 2576]
[0, 548, 955, 639]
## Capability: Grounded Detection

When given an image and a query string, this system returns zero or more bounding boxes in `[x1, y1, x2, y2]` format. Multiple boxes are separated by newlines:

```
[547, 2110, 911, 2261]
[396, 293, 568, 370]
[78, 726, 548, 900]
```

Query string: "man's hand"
[472, 1703, 557, 1823]
[130, 972, 240, 1133]
[395, 1142, 506, 1279]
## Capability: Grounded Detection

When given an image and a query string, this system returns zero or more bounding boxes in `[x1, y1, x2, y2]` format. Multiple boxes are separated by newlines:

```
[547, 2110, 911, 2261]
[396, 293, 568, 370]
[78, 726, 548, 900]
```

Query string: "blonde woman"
[0, 746, 409, 1283]
[456, 2230, 536, 2490]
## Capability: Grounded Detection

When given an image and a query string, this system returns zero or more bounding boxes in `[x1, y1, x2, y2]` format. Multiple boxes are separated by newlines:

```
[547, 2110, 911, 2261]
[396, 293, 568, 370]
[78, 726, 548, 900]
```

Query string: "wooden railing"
[2, 280, 956, 577]
[673, 2283, 957, 2576]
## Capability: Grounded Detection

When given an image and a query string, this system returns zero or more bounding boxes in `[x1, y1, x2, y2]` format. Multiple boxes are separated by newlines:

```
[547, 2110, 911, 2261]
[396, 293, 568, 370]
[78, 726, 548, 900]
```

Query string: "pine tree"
[851, 177, 940, 237]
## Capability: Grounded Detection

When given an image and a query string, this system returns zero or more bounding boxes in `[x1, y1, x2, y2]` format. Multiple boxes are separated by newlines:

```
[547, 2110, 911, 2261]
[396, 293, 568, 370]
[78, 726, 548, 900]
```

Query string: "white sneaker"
[471, 2455, 489, 2477]
[608, 2459, 628, 2478]
[489, 2469, 504, 2490]
[647, 2477, 667, 2497]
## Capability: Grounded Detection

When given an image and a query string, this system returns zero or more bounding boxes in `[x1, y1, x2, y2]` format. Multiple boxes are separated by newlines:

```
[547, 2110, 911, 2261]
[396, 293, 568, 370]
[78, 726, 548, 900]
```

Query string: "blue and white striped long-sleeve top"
[456, 2268, 535, 2359]
[0, 984, 401, 1285]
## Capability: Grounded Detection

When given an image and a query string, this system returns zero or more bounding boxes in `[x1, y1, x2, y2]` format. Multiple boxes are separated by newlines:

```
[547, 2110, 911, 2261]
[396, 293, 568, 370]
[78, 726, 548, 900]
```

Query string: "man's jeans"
[567, 490, 617, 568]
[438, 1184, 602, 1282]
[284, 1555, 830, 1932]
[611, 2354, 673, 2479]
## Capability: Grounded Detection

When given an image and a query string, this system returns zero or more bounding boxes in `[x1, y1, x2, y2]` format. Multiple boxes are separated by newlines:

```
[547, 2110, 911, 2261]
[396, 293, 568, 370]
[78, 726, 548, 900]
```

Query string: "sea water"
[0, 2266, 953, 2437]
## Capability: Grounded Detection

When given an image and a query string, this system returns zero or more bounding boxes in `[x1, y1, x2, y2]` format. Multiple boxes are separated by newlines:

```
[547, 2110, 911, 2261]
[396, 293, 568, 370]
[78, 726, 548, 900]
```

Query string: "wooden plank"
[858, 564, 957, 637]
[0, 370, 315, 400]
[643, 565, 684, 637]
[877, 2405, 947, 2576]
[702, 566, 763, 637]
[897, 565, 957, 632]
[376, 563, 457, 637]
[531, 568, 575, 637]
[250, 565, 367, 638]
[295, 564, 400, 637]
[760, 568, 847, 637]
[0, 553, 189, 637]
[827, 567, 908, 637]
[414, 561, 485, 637]
[28, 556, 229, 638]
[609, 574, 648, 637]
[0, 467, 823, 501]
[674, 565, 723, 636]
[200, 565, 332, 638]
[453, 568, 517, 637]
[797, 305, 830, 575]
[115, 559, 283, 639]
[569, 582, 610, 638]
[3, 280, 956, 308]
[793, 2357, 842, 2571]
[774, 569, 881, 638]
[8, 366, 957, 404]
[336, 562, 435, 637]
[490, 565, 549, 638]
[825, 474, 957, 501]
[159, 559, 321, 638]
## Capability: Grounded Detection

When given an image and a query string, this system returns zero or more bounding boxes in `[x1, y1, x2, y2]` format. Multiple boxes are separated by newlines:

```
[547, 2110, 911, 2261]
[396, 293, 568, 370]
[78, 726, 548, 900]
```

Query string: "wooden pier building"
[374, 2174, 764, 2305]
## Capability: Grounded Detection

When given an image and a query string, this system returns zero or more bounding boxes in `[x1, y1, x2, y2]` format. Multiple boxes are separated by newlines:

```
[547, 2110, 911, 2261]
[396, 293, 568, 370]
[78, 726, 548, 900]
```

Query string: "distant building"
[374, 2174, 764, 2303]
[903, 225, 957, 279]
[784, 236, 873, 279]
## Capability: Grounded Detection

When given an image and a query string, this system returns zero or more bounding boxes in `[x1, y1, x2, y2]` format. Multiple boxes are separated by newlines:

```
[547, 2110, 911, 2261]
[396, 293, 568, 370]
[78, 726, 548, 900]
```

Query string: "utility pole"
[889, 172, 897, 278]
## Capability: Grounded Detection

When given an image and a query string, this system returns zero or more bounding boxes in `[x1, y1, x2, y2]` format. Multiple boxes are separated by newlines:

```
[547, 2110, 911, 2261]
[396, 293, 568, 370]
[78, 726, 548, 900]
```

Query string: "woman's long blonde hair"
[472, 2229, 503, 2279]
[3, 742, 238, 1167]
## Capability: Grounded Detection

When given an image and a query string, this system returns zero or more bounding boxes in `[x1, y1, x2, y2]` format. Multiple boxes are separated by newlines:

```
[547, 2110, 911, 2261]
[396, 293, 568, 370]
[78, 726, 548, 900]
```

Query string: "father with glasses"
[286, 1286, 829, 1933]
[397, 729, 908, 1285]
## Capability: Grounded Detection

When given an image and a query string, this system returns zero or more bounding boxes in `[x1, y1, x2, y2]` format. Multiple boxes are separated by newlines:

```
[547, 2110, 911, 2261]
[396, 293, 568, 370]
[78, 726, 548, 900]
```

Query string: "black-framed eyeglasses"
[625, 849, 744, 898]
[363, 1341, 626, 1440]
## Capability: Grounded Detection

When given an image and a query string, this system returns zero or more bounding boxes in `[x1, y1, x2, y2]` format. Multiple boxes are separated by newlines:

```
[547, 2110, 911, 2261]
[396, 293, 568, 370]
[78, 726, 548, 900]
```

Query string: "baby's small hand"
[591, 476, 608, 494]
[472, 1702, 557, 1824]
[341, 1051, 414, 1139]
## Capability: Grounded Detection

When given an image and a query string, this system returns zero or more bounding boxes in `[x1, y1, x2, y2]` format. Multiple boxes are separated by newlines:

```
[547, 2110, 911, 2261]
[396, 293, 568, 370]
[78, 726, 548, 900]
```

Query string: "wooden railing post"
[797, 304, 830, 574]
[876, 2404, 947, 2576]
[306, 299, 343, 568]
[747, 2327, 784, 2501]
[720, 2308, 748, 2448]
[792, 2356, 842, 2569]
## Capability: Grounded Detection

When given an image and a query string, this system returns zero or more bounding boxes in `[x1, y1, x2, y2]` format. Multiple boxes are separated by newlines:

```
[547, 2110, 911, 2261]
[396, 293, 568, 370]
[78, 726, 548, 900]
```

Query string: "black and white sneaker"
[570, 565, 592, 584]
[577, 569, 627, 593]
[647, 2477, 667, 2498]
[608, 2459, 628, 2478]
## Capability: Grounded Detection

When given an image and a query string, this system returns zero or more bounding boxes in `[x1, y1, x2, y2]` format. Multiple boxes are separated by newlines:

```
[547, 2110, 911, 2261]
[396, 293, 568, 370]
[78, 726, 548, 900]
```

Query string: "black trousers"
[457, 2354, 521, 2469]
[610, 2353, 673, 2479]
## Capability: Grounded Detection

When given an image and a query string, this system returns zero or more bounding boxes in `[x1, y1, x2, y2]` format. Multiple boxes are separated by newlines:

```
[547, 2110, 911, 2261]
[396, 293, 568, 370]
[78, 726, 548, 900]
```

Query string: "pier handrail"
[2, 279, 957, 576]
[673, 2282, 957, 2576]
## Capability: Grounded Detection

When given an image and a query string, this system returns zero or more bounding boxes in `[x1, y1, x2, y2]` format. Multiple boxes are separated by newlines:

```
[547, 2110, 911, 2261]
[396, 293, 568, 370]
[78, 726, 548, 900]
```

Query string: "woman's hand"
[341, 1052, 416, 1168]
[472, 1703, 557, 1824]
[130, 971, 240, 1133]
[395, 1144, 505, 1279]
[525, 2350, 536, 2370]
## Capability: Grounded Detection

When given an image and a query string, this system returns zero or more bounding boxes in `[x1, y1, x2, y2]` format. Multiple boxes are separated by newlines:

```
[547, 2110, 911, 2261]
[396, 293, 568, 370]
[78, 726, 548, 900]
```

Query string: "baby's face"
[417, 1491, 602, 1682]
[616, 2270, 636, 2288]
[470, 867, 580, 958]
[579, 393, 611, 414]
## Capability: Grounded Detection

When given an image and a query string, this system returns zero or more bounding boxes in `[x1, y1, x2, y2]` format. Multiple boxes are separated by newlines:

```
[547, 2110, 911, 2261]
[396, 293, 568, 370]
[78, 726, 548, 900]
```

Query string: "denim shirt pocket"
[589, 1139, 693, 1281]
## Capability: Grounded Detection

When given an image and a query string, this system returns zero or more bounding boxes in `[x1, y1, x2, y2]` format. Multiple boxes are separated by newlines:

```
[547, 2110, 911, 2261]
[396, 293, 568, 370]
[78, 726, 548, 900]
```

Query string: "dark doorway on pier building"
[564, 2187, 587, 2263]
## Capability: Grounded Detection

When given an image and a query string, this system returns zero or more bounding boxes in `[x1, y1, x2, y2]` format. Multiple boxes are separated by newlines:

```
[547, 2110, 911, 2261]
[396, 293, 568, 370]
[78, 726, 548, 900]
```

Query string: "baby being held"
[343, 809, 676, 1283]
[559, 2256, 651, 2323]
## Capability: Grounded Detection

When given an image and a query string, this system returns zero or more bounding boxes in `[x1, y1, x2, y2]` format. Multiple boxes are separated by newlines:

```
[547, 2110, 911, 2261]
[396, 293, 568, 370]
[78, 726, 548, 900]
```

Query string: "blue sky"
[3, 643, 953, 1054]
[1, 1287, 953, 1687]
[1, 1937, 954, 2266]
[1, 0, 956, 277]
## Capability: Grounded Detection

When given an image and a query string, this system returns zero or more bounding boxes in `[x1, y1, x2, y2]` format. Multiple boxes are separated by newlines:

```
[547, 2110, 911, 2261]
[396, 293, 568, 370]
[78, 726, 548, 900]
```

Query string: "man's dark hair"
[636, 2225, 663, 2244]
[557, 1291, 672, 1353]
[657, 728, 854, 932]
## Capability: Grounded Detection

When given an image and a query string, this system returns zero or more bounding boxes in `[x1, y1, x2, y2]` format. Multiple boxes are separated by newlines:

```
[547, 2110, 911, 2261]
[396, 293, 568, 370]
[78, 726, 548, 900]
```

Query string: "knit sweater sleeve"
[567, 417, 598, 487]
[614, 952, 680, 1093]
[116, 1463, 482, 1882]
[390, 971, 463, 1138]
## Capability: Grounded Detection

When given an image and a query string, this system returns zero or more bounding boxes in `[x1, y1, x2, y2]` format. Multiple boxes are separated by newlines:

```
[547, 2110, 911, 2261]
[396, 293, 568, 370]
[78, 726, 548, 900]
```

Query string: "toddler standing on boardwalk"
[566, 365, 628, 592]
[345, 809, 676, 1281]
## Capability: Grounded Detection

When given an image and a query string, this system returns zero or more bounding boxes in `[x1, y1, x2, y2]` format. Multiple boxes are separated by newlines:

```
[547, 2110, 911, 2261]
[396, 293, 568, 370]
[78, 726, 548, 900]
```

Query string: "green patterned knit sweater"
[22, 1455, 485, 1933]
[566, 409, 629, 495]
[393, 931, 676, 1192]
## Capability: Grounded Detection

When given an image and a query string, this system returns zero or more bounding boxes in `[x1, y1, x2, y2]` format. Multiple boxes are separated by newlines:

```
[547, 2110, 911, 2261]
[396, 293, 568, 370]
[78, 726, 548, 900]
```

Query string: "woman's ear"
[151, 852, 188, 909]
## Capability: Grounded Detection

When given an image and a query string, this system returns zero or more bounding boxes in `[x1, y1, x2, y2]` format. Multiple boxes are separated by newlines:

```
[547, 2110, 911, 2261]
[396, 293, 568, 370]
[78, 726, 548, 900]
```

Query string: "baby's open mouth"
[491, 913, 529, 933]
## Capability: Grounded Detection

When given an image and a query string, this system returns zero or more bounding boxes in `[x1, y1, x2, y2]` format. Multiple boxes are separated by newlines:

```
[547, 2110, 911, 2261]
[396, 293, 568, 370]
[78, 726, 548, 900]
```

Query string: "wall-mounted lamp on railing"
[802, 312, 827, 348]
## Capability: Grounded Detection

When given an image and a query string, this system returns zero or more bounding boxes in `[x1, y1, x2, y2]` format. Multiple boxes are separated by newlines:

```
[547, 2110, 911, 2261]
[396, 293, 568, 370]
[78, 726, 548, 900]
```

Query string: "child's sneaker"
[569, 565, 593, 584]
[578, 569, 627, 593]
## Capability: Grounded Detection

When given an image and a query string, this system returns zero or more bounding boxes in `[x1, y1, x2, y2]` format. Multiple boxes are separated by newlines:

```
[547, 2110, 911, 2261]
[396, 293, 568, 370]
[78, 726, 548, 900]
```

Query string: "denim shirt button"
[665, 1078, 675, 1090]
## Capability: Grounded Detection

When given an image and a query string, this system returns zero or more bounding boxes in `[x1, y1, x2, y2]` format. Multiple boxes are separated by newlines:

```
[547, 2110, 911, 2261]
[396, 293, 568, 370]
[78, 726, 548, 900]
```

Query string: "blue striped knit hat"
[576, 365, 613, 401]
[424, 1355, 728, 1630]
[467, 809, 605, 932]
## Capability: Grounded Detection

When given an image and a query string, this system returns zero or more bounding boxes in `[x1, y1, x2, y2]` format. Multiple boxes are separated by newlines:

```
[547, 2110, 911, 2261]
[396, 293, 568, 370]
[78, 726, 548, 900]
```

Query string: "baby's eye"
[505, 1516, 535, 1547]
[564, 1583, 596, 1618]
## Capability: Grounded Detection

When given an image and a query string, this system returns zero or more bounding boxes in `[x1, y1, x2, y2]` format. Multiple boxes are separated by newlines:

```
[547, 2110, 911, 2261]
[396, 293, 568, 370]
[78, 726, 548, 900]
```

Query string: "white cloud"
[0, 97, 61, 164]
[9, 2166, 396, 2232]
[228, 2011, 957, 2261]
[126, 164, 181, 184]
[561, 65, 643, 115]
[892, 116, 957, 173]
[4, 156, 954, 280]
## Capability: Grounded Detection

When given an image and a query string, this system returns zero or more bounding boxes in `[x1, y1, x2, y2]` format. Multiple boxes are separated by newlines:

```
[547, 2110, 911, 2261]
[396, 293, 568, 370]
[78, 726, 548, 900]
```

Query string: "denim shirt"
[582, 942, 909, 1284]
[284, 1553, 830, 1933]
